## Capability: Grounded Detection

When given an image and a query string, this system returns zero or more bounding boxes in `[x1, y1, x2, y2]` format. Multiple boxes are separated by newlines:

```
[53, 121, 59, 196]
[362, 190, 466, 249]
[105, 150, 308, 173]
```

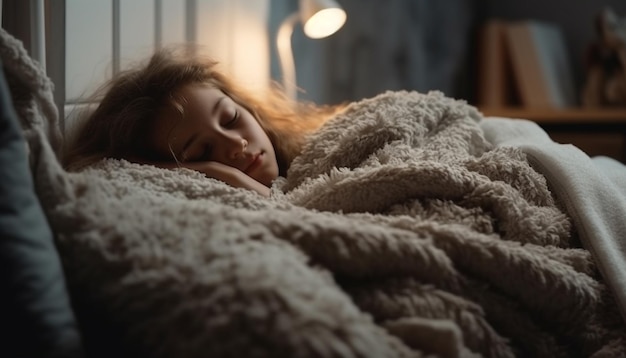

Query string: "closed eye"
[225, 111, 239, 128]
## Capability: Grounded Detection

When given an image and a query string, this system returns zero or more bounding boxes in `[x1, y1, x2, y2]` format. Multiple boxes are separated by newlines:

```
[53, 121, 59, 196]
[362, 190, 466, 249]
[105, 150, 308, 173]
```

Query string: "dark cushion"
[0, 63, 84, 357]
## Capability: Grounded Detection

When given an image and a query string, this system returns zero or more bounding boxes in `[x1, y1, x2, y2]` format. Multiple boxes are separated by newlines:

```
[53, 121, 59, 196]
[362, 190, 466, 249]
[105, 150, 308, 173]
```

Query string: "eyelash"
[225, 111, 239, 127]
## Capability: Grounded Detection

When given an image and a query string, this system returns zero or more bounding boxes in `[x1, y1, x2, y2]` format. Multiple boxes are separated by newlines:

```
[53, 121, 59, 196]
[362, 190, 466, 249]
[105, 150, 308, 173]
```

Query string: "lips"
[244, 152, 263, 174]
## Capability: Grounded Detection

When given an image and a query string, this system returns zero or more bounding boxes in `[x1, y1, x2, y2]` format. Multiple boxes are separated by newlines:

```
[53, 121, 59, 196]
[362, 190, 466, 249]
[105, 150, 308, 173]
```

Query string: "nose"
[223, 134, 248, 160]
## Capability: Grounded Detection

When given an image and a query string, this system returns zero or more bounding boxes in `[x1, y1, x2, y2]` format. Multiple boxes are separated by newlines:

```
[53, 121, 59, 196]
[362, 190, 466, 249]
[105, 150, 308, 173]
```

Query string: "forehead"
[175, 84, 225, 114]
[149, 84, 225, 154]
[160, 84, 226, 126]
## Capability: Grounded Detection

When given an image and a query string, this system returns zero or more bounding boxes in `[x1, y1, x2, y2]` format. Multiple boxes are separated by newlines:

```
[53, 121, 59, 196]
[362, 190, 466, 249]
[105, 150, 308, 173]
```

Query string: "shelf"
[479, 107, 626, 124]
[479, 106, 626, 162]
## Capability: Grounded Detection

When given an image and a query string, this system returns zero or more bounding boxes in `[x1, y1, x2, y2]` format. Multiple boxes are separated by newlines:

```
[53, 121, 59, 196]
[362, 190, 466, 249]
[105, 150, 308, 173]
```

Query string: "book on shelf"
[477, 19, 577, 109]
[476, 20, 509, 107]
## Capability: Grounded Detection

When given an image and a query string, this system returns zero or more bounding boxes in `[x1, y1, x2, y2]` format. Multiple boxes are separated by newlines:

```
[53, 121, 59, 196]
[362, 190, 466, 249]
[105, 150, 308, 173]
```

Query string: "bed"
[2, 4, 626, 358]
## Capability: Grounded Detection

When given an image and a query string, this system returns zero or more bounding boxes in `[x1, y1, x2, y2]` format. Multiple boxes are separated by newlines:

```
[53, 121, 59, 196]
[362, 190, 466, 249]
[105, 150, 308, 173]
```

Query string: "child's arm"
[183, 161, 271, 197]
[133, 159, 270, 197]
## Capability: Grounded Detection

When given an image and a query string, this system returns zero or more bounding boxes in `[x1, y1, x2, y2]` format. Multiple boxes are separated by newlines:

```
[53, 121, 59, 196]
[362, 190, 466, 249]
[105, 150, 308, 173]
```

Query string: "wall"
[269, 0, 475, 105]
[269, 1, 626, 106]
[8, 1, 622, 111]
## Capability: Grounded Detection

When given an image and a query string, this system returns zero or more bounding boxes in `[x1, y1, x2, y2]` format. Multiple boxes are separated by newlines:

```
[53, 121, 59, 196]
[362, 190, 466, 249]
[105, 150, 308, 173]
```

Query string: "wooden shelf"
[479, 106, 626, 162]
[479, 107, 626, 124]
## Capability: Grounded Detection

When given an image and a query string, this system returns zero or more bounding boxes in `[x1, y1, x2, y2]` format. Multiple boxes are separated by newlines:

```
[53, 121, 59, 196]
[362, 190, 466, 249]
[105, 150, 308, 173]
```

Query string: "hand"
[183, 161, 271, 197]
[135, 158, 271, 197]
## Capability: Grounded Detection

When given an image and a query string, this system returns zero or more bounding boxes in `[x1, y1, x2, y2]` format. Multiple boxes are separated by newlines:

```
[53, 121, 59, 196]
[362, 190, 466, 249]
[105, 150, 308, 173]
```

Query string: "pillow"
[0, 62, 84, 357]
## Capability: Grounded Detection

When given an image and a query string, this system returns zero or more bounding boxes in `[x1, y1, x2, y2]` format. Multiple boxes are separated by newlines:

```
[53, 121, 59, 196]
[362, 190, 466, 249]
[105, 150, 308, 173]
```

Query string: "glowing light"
[303, 8, 347, 39]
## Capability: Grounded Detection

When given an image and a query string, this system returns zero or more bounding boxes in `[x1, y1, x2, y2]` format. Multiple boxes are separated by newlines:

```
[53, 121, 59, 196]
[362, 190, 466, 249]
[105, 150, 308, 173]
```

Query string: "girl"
[64, 48, 339, 197]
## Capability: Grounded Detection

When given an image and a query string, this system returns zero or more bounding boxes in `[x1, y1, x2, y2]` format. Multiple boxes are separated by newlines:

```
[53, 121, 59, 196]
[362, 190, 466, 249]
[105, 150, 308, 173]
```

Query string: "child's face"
[150, 84, 279, 187]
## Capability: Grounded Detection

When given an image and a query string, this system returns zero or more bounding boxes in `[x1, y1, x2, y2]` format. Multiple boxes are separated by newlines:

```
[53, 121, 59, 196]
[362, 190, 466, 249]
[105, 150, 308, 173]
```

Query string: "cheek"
[251, 119, 273, 147]
[144, 126, 166, 159]
[149, 115, 180, 160]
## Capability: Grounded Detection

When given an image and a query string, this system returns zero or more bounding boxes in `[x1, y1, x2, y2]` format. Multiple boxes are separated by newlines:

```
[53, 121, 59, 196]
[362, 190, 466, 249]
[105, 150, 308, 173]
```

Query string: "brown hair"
[64, 47, 339, 176]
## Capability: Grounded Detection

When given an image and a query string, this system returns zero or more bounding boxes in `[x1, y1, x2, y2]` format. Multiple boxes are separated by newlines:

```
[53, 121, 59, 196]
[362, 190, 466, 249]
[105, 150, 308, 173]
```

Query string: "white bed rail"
[30, 0, 45, 72]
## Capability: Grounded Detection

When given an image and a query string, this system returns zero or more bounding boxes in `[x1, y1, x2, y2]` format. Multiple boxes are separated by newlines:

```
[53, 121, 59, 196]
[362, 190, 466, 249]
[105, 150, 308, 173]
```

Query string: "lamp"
[276, 0, 346, 100]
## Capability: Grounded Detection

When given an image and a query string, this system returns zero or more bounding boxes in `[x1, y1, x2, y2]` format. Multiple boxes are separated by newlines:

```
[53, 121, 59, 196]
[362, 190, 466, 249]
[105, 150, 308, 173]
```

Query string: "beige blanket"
[3, 28, 624, 357]
[482, 117, 626, 326]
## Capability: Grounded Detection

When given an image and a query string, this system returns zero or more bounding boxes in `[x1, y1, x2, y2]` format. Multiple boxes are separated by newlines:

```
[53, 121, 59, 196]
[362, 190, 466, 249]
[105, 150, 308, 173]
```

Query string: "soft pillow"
[0, 62, 83, 357]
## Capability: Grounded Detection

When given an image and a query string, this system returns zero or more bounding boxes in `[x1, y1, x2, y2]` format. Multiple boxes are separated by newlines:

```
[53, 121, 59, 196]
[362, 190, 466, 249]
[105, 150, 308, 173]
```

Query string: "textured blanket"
[3, 28, 625, 357]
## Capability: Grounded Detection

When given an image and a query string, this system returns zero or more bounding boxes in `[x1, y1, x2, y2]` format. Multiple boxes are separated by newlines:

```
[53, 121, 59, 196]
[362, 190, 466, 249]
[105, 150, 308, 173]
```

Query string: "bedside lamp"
[276, 0, 346, 100]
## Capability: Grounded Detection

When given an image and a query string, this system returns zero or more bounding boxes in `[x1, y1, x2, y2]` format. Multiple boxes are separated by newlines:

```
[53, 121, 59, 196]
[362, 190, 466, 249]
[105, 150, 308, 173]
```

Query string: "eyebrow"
[178, 96, 227, 161]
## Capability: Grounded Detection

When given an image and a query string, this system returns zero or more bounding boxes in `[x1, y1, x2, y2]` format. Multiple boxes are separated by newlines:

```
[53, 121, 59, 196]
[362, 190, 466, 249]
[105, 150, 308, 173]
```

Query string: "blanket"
[481, 117, 626, 326]
[3, 28, 625, 357]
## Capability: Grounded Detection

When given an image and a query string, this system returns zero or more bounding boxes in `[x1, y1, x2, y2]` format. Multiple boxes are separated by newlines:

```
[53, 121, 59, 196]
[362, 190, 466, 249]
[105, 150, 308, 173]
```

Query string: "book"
[477, 20, 509, 107]
[505, 21, 577, 108]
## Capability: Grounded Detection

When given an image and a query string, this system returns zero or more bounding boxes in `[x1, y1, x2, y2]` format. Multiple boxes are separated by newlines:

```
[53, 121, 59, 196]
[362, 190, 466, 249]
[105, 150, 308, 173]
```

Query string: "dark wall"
[475, 0, 626, 101]
[269, 1, 626, 106]
[270, 0, 476, 105]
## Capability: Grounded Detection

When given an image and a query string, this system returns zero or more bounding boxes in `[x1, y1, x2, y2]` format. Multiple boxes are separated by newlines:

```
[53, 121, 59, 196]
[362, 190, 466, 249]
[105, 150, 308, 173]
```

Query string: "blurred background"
[4, 0, 626, 106]
[270, 0, 626, 106]
[0, 0, 626, 143]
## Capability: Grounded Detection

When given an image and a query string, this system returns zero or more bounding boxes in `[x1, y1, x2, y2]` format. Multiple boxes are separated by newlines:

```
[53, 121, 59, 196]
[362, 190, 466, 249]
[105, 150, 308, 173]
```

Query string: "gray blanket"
[3, 27, 624, 358]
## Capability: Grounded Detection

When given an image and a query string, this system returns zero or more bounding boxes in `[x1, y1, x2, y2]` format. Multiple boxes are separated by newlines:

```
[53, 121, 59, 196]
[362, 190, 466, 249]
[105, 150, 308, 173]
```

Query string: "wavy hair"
[64, 47, 339, 176]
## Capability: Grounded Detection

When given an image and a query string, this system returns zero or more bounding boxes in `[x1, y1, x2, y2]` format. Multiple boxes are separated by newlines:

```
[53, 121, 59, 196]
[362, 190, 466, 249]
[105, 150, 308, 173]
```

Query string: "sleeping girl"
[64, 48, 339, 197]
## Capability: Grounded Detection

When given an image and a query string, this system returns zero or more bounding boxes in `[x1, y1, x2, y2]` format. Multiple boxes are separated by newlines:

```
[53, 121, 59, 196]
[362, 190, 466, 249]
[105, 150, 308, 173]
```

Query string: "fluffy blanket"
[481, 117, 626, 326]
[3, 28, 625, 357]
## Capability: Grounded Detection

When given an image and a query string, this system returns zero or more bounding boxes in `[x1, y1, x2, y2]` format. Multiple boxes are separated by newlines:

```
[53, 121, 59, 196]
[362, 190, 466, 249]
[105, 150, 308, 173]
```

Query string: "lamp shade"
[300, 0, 347, 39]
